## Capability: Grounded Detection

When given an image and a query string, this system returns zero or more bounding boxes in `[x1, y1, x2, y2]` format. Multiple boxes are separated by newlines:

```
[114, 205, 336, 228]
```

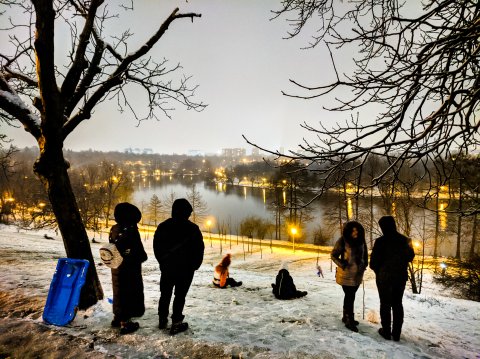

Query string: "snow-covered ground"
[0, 226, 478, 358]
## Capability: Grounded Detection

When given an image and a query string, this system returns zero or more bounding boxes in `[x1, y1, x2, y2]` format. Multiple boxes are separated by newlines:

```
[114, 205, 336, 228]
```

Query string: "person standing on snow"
[331, 221, 368, 332]
[213, 253, 242, 288]
[370, 216, 414, 341]
[153, 198, 204, 335]
[109, 202, 148, 335]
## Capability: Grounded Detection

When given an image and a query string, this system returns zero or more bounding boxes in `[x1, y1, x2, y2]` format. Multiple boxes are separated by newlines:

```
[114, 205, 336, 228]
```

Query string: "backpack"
[99, 242, 123, 269]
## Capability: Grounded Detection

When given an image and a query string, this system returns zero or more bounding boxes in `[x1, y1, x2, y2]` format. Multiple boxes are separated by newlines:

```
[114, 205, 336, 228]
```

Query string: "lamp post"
[206, 219, 212, 248]
[290, 226, 298, 253]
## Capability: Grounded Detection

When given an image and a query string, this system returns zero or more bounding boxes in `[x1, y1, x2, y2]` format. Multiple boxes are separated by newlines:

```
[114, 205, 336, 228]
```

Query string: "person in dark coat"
[109, 202, 148, 335]
[370, 216, 414, 341]
[153, 198, 205, 335]
[331, 221, 368, 332]
[271, 261, 307, 299]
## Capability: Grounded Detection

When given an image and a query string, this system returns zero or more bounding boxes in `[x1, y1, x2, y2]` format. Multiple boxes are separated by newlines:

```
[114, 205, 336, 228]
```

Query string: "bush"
[433, 255, 480, 302]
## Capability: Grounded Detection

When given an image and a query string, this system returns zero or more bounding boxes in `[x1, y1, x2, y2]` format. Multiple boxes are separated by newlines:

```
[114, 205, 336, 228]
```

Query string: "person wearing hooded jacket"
[153, 198, 205, 335]
[109, 202, 148, 335]
[370, 216, 414, 342]
[271, 261, 307, 299]
[331, 221, 368, 332]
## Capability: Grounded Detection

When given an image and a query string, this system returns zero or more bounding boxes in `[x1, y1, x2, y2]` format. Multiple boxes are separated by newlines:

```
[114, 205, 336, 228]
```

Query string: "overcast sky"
[2, 0, 354, 155]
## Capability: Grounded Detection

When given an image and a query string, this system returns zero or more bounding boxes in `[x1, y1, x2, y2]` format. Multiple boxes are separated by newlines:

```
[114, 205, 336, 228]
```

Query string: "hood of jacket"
[114, 202, 141, 225]
[342, 221, 365, 246]
[171, 198, 193, 220]
[378, 216, 397, 236]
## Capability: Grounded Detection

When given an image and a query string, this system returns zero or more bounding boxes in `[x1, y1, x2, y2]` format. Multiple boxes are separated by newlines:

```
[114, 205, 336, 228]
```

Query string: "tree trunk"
[470, 212, 478, 258]
[34, 149, 103, 309]
[456, 176, 463, 260]
[433, 193, 439, 258]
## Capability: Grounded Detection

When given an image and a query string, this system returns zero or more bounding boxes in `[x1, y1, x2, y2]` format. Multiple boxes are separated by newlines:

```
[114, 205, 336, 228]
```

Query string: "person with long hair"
[331, 221, 368, 332]
[213, 253, 242, 288]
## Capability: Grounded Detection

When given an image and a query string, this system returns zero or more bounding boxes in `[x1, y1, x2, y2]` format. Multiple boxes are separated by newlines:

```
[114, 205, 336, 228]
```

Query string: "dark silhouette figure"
[331, 221, 368, 332]
[109, 202, 148, 335]
[213, 254, 242, 288]
[271, 262, 307, 299]
[153, 198, 204, 335]
[370, 216, 415, 341]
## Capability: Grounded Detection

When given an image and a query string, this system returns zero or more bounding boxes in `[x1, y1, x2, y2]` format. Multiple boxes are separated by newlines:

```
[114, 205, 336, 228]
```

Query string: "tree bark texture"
[34, 146, 104, 309]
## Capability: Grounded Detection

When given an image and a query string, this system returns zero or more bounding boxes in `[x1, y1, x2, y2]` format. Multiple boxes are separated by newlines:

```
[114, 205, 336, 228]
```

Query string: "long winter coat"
[331, 221, 368, 287]
[370, 216, 415, 283]
[109, 203, 148, 322]
[153, 199, 204, 273]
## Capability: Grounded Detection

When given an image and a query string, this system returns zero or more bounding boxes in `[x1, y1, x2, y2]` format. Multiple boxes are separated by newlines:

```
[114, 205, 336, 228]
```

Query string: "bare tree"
[0, 1, 204, 307]
[246, 0, 479, 211]
[147, 194, 162, 227]
[186, 183, 208, 224]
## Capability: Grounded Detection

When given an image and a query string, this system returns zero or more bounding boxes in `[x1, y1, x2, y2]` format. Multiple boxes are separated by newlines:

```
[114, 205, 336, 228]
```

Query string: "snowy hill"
[0, 226, 478, 358]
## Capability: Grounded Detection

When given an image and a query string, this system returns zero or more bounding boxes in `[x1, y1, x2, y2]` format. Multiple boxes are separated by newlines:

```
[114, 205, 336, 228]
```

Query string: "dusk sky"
[2, 0, 355, 155]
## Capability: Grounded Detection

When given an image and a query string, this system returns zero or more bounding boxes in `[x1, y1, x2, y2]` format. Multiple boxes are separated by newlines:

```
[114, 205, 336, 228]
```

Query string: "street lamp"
[290, 226, 298, 253]
[440, 262, 447, 275]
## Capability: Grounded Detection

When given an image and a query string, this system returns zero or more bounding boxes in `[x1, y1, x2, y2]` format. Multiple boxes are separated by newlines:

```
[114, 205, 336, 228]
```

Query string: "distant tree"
[0, 1, 204, 307]
[147, 194, 162, 226]
[247, 1, 479, 211]
[186, 184, 208, 224]
[162, 190, 177, 218]
[0, 142, 17, 223]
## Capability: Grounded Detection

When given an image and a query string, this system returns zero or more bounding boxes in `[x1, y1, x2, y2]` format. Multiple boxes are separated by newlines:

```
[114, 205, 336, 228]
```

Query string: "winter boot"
[378, 327, 391, 340]
[111, 318, 121, 328]
[158, 318, 168, 330]
[120, 321, 139, 335]
[342, 309, 359, 326]
[170, 321, 189, 335]
[344, 313, 358, 333]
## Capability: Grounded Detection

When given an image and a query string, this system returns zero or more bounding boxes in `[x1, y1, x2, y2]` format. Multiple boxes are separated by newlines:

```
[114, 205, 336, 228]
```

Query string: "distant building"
[251, 148, 260, 156]
[188, 150, 204, 156]
[221, 148, 246, 157]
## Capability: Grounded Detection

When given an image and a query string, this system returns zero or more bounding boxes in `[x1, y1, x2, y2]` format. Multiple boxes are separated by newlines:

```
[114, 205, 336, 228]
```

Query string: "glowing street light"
[440, 262, 447, 275]
[290, 226, 298, 253]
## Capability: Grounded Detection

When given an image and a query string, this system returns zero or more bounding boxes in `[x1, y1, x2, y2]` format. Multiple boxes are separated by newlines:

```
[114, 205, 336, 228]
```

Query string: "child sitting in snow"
[213, 254, 242, 288]
[271, 262, 307, 299]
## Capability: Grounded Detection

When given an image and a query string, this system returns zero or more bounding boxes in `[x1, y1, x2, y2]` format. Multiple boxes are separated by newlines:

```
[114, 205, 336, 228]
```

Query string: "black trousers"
[376, 280, 406, 336]
[158, 269, 195, 323]
[342, 285, 360, 313]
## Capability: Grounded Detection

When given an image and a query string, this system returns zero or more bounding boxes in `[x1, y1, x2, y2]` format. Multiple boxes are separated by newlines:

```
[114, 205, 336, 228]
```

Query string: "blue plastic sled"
[43, 258, 90, 326]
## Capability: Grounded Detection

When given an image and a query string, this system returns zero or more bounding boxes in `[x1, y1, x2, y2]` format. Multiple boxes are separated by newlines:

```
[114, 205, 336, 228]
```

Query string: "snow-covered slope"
[0, 226, 478, 358]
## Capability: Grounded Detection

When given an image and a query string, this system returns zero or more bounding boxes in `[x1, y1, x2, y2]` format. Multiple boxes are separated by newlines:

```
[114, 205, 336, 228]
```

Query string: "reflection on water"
[439, 202, 448, 230]
[347, 198, 353, 220]
[132, 179, 460, 256]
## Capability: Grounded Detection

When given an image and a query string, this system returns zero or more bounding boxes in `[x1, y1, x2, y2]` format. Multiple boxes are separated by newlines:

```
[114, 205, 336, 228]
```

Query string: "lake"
[132, 176, 468, 257]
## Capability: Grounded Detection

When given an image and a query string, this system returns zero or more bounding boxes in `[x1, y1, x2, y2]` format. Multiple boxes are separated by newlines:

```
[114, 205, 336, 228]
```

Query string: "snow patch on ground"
[0, 225, 479, 358]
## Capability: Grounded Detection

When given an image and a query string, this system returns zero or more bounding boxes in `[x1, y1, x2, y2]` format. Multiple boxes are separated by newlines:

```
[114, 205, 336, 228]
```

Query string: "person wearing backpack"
[271, 261, 307, 299]
[213, 253, 242, 288]
[370, 216, 415, 341]
[331, 221, 368, 332]
[109, 202, 148, 335]
[153, 198, 205, 335]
